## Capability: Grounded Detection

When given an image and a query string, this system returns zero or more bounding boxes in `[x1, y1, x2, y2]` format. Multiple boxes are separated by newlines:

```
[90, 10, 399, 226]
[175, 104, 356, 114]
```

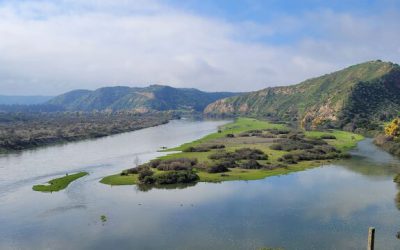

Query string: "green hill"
[48, 85, 237, 112]
[205, 60, 400, 130]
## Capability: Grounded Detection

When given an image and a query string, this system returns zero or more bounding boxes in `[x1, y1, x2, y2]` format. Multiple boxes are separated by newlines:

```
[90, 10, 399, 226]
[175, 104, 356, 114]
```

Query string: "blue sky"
[0, 0, 399, 95]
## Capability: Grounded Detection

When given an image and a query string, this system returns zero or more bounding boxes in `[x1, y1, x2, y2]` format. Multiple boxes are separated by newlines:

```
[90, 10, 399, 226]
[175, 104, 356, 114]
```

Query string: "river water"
[1, 119, 400, 249]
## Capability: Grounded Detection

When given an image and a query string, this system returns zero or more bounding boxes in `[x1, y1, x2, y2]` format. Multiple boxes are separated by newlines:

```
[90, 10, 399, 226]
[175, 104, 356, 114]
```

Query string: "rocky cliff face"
[205, 60, 400, 129]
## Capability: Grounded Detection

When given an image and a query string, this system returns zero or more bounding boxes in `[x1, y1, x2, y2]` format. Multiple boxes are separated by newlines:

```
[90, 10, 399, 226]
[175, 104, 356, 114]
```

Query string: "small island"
[101, 118, 363, 187]
[33, 172, 89, 192]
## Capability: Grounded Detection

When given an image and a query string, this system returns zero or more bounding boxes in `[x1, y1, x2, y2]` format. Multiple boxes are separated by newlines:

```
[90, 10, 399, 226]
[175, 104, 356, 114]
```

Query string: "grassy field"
[100, 118, 364, 186]
[33, 172, 88, 192]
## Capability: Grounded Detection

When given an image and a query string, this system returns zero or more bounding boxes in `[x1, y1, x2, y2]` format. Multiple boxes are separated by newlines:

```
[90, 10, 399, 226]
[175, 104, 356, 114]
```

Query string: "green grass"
[165, 117, 285, 152]
[305, 130, 364, 151]
[100, 117, 364, 186]
[33, 172, 88, 192]
[100, 173, 138, 185]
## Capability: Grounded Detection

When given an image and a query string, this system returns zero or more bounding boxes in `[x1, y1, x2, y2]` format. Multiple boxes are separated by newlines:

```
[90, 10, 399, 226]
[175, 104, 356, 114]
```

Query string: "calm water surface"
[1, 120, 400, 250]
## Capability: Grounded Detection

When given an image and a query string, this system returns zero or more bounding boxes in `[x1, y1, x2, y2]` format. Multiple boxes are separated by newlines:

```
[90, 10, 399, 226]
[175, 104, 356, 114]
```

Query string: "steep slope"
[205, 60, 400, 129]
[48, 85, 237, 112]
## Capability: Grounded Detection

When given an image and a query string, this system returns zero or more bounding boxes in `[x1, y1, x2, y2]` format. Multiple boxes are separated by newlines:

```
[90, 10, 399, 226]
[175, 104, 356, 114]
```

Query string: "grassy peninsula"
[33, 172, 88, 192]
[101, 118, 363, 186]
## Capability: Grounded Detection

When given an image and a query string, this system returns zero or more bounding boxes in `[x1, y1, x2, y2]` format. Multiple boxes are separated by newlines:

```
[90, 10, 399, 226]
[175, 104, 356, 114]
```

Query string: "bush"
[154, 170, 199, 185]
[234, 148, 268, 160]
[138, 168, 154, 183]
[320, 134, 337, 139]
[183, 144, 225, 152]
[207, 161, 235, 173]
[149, 158, 198, 171]
[226, 133, 234, 138]
[208, 151, 237, 160]
[240, 159, 263, 169]
[209, 148, 267, 161]
[263, 163, 288, 170]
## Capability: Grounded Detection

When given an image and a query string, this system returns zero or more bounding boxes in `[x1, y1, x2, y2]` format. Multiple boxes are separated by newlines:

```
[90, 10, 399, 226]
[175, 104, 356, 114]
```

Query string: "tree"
[385, 118, 400, 138]
[133, 156, 141, 167]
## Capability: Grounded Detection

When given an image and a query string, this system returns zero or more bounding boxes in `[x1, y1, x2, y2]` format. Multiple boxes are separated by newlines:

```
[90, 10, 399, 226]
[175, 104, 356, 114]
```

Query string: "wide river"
[1, 119, 400, 250]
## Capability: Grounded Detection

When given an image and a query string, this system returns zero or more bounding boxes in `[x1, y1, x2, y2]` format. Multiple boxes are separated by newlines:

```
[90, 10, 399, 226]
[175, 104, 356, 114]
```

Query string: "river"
[1, 119, 400, 249]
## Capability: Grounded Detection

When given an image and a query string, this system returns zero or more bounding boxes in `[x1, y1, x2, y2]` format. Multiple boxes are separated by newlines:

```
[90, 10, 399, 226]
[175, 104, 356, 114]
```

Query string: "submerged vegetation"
[33, 172, 88, 192]
[101, 118, 363, 186]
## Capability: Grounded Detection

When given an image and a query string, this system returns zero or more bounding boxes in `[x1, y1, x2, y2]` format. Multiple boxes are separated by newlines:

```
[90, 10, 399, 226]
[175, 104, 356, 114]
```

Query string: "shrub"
[226, 133, 234, 138]
[209, 148, 267, 161]
[183, 144, 226, 152]
[207, 161, 235, 173]
[320, 134, 337, 139]
[149, 158, 198, 171]
[138, 168, 154, 182]
[184, 146, 210, 152]
[239, 159, 263, 169]
[263, 163, 288, 170]
[208, 151, 236, 160]
[234, 148, 267, 160]
[155, 170, 199, 185]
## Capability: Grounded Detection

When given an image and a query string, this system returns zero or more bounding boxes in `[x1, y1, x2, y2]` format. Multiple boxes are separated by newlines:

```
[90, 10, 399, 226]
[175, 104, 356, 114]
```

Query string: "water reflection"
[2, 123, 400, 249]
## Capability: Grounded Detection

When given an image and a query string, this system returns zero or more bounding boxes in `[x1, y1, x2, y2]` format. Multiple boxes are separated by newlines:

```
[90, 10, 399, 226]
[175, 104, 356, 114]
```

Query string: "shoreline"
[101, 118, 364, 186]
[0, 112, 172, 154]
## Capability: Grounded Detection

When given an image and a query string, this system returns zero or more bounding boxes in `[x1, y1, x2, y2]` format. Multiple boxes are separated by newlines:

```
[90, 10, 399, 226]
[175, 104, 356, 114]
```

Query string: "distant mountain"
[205, 60, 400, 130]
[0, 95, 53, 105]
[48, 85, 238, 112]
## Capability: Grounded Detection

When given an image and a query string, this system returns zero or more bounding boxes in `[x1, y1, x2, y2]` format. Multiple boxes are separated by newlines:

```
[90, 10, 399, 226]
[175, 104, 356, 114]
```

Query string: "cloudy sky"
[0, 0, 399, 95]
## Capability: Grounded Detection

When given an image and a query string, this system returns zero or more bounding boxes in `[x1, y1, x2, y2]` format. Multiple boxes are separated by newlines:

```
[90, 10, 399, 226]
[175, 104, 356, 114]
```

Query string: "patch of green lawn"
[305, 130, 364, 151]
[100, 173, 138, 185]
[33, 172, 88, 192]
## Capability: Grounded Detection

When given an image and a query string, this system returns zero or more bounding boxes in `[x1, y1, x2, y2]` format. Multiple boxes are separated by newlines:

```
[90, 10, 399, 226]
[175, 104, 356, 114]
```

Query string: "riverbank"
[101, 118, 364, 186]
[0, 111, 173, 153]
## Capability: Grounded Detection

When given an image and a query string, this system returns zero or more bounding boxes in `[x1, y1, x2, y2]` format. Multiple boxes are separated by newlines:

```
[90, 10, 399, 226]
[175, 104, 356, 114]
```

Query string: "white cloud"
[0, 0, 399, 95]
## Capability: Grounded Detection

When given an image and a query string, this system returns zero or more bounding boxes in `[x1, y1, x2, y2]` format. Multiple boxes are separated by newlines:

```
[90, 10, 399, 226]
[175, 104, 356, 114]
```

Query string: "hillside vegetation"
[205, 60, 400, 132]
[48, 85, 237, 112]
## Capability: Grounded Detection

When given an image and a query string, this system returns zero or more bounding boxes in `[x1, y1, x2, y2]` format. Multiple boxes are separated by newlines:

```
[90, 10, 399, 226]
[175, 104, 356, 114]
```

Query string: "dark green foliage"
[240, 160, 263, 169]
[234, 148, 268, 160]
[264, 128, 291, 135]
[238, 129, 263, 137]
[183, 144, 225, 152]
[207, 162, 232, 173]
[209, 148, 268, 161]
[154, 170, 199, 185]
[138, 168, 154, 184]
[320, 134, 337, 139]
[226, 133, 234, 138]
[148, 158, 198, 171]
[278, 145, 343, 164]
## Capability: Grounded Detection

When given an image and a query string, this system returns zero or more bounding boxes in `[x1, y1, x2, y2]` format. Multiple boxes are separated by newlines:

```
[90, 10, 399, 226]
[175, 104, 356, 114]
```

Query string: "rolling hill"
[204, 60, 400, 130]
[48, 85, 238, 112]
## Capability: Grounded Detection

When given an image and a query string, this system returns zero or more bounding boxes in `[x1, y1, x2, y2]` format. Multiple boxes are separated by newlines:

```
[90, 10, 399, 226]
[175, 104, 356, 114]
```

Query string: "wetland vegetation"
[101, 118, 363, 186]
[32, 172, 88, 192]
